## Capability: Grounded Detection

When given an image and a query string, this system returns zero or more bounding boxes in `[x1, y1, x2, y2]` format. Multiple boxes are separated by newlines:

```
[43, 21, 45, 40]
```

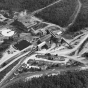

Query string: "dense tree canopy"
[5, 70, 88, 88]
[0, 0, 58, 12]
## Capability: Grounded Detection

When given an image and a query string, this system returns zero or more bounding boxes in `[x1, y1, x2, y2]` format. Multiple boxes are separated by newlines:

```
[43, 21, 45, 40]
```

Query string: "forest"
[5, 70, 88, 88]
[0, 0, 58, 12]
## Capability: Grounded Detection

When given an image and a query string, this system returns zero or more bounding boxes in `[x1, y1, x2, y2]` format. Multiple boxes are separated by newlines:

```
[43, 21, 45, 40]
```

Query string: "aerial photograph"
[0, 0, 88, 88]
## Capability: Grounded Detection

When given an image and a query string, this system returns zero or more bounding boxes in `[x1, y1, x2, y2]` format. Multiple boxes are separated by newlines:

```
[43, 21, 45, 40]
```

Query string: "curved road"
[1, 65, 86, 88]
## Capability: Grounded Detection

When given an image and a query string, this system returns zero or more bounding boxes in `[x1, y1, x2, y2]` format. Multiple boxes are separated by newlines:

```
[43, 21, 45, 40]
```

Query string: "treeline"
[5, 70, 88, 88]
[0, 0, 58, 12]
